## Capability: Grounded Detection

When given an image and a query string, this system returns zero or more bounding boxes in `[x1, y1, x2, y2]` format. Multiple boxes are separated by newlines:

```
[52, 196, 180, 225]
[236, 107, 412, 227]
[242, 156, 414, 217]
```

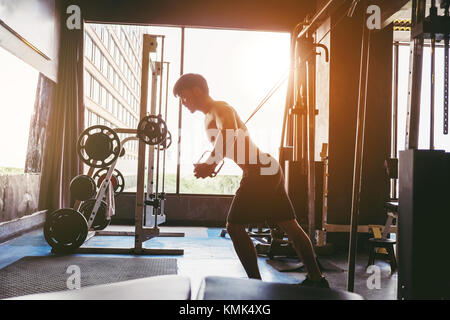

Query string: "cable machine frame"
[75, 34, 184, 255]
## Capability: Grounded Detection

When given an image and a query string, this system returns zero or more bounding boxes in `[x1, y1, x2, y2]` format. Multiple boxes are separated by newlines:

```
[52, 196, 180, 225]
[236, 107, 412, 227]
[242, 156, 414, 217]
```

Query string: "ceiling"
[391, 1, 450, 43]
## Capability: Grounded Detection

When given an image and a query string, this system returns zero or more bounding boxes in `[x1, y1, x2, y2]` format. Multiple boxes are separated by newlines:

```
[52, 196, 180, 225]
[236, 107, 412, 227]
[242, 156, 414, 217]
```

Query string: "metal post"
[135, 35, 151, 252]
[430, 35, 435, 150]
[347, 4, 371, 292]
[445, 4, 449, 135]
[158, 36, 165, 115]
[176, 27, 185, 194]
[392, 42, 399, 158]
[147, 61, 158, 200]
[162, 62, 170, 193]
[392, 42, 399, 199]
[405, 0, 425, 150]
[306, 34, 317, 240]
[429, 1, 437, 149]
[280, 30, 298, 156]
[154, 36, 165, 228]
[320, 143, 328, 244]
[302, 99, 308, 173]
[293, 37, 305, 164]
[154, 37, 165, 191]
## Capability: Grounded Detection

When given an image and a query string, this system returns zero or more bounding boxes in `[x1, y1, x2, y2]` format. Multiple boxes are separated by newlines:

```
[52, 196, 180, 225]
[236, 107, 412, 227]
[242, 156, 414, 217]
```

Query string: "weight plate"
[137, 115, 168, 145]
[157, 130, 172, 150]
[93, 168, 125, 196]
[85, 133, 113, 160]
[79, 199, 110, 231]
[77, 125, 121, 168]
[70, 174, 96, 201]
[114, 146, 126, 157]
[44, 208, 88, 253]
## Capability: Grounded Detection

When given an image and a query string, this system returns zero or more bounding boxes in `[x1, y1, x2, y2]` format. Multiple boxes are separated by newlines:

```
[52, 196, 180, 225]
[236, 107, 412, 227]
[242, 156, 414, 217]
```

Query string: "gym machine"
[397, 0, 450, 300]
[253, 1, 334, 259]
[44, 35, 184, 255]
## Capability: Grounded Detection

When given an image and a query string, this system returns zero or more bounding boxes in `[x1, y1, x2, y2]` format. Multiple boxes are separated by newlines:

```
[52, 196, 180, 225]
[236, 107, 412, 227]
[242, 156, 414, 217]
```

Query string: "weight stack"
[398, 149, 450, 300]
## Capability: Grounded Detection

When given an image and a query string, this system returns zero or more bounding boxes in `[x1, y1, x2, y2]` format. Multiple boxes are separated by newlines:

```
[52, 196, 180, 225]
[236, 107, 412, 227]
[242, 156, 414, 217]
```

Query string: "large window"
[83, 24, 289, 195]
[0, 46, 39, 173]
[180, 28, 290, 194]
[397, 44, 450, 154]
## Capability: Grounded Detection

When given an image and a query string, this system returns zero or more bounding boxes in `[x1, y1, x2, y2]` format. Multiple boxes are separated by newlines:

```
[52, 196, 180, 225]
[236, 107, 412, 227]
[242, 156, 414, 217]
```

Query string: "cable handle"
[195, 150, 225, 177]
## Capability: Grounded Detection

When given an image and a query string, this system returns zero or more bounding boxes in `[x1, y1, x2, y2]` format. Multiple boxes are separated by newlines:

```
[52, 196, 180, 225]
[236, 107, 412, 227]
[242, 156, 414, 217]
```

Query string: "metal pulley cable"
[244, 1, 355, 128]
[202, 70, 289, 177]
[203, 1, 358, 172]
[244, 71, 289, 125]
[162, 62, 170, 192]
[247, 1, 356, 133]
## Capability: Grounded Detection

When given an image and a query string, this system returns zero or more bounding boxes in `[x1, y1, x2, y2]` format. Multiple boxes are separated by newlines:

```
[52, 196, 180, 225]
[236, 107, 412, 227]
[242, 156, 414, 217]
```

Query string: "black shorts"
[227, 162, 296, 225]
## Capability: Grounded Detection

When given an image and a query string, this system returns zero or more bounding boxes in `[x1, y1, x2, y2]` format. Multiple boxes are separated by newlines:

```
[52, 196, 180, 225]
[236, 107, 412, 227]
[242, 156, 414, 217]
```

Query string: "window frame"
[83, 23, 289, 195]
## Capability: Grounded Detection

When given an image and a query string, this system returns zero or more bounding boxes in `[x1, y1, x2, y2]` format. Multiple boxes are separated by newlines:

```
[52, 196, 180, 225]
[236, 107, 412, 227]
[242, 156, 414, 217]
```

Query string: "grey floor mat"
[0, 256, 177, 299]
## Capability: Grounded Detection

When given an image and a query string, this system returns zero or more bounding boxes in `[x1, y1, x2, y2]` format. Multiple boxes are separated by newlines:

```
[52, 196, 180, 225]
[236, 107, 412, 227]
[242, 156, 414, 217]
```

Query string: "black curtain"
[38, 6, 84, 213]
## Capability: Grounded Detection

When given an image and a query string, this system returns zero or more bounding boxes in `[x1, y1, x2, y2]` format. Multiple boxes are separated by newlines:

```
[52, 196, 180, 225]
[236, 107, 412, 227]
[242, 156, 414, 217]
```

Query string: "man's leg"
[277, 219, 323, 281]
[226, 222, 262, 280]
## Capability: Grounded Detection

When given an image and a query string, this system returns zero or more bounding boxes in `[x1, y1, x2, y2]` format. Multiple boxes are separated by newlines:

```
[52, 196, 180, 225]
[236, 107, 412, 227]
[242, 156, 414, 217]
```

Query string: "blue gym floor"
[0, 225, 398, 300]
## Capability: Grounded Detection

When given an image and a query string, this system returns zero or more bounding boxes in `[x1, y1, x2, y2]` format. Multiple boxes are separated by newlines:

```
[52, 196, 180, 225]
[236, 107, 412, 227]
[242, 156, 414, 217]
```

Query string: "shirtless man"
[173, 73, 329, 288]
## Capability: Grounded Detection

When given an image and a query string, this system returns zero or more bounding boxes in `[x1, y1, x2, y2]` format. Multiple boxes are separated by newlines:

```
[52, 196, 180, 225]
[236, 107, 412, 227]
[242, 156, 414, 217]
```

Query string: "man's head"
[173, 73, 210, 113]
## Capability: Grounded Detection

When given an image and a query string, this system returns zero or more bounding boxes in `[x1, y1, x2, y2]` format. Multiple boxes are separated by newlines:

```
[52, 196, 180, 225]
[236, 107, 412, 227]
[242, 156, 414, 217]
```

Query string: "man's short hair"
[173, 73, 209, 97]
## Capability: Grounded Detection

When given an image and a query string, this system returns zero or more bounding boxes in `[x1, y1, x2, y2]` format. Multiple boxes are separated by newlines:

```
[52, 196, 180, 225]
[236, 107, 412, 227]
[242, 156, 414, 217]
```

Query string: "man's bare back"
[204, 102, 246, 139]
